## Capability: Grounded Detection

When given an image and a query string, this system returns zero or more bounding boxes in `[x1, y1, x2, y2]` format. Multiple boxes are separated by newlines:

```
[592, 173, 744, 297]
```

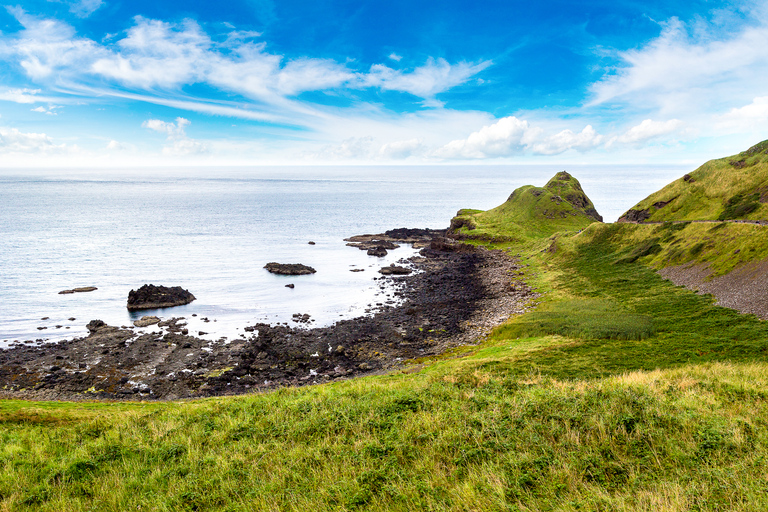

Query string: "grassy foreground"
[3, 220, 768, 511]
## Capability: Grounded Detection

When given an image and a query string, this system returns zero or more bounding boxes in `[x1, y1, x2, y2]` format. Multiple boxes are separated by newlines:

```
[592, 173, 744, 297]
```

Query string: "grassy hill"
[4, 167, 768, 510]
[450, 171, 602, 241]
[619, 139, 768, 222]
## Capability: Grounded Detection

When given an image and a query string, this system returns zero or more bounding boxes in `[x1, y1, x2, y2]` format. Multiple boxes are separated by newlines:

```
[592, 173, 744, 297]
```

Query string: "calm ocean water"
[0, 165, 687, 346]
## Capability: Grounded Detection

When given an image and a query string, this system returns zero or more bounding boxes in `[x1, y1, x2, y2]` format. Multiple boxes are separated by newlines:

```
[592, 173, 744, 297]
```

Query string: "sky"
[1, 0, 768, 166]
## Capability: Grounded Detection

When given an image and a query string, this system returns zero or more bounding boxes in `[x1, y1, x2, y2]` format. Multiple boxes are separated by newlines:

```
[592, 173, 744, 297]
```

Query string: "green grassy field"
[4, 170, 768, 511]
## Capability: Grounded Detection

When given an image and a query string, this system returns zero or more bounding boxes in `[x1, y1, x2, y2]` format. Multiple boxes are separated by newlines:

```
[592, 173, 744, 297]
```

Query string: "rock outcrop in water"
[127, 284, 196, 311]
[264, 263, 317, 275]
[58, 287, 98, 295]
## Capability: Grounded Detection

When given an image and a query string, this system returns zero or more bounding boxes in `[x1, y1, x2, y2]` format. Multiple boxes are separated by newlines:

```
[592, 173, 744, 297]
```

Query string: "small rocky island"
[127, 284, 196, 311]
[264, 262, 317, 275]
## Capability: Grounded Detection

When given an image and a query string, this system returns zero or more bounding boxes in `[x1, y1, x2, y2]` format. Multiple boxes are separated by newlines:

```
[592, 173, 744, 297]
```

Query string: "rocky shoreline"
[0, 233, 538, 401]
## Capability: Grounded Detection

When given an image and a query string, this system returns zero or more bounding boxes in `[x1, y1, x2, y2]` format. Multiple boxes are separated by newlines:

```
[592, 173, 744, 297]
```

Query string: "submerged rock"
[127, 284, 196, 311]
[58, 286, 98, 295]
[264, 262, 317, 275]
[367, 246, 388, 257]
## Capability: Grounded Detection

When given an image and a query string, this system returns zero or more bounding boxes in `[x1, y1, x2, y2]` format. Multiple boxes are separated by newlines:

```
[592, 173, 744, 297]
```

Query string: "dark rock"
[683, 173, 696, 182]
[133, 316, 161, 327]
[286, 284, 295, 289]
[379, 264, 412, 275]
[264, 263, 317, 275]
[58, 287, 97, 295]
[617, 208, 651, 223]
[127, 284, 196, 310]
[86, 320, 106, 332]
[367, 246, 388, 257]
[308, 241, 316, 245]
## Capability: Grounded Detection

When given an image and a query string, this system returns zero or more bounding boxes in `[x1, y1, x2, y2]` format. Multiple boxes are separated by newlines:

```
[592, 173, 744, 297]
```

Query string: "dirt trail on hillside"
[659, 258, 768, 319]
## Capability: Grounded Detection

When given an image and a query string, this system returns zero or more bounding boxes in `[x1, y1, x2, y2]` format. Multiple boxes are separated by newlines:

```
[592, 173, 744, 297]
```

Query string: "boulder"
[264, 263, 317, 275]
[86, 319, 106, 332]
[379, 264, 412, 275]
[133, 316, 161, 327]
[367, 246, 388, 257]
[127, 284, 196, 311]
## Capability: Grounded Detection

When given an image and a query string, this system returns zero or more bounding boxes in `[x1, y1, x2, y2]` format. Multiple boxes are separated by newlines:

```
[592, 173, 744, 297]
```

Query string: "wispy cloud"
[361, 58, 492, 100]
[69, 0, 103, 18]
[610, 119, 683, 146]
[3, 11, 489, 113]
[589, 16, 768, 116]
[143, 117, 209, 156]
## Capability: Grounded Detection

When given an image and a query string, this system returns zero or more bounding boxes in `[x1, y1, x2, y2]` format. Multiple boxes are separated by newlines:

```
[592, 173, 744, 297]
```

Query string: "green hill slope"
[619, 139, 768, 222]
[450, 171, 602, 240]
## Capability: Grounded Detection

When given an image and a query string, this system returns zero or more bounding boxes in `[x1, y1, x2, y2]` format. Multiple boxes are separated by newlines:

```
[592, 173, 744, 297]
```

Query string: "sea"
[0, 164, 688, 347]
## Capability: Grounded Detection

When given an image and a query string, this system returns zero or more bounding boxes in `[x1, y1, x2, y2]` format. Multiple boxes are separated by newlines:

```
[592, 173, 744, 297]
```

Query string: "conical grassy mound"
[619, 139, 768, 223]
[450, 171, 602, 241]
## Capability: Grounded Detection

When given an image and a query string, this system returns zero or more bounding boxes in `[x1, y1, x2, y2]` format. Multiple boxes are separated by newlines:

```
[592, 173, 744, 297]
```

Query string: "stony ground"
[659, 258, 768, 319]
[0, 236, 538, 401]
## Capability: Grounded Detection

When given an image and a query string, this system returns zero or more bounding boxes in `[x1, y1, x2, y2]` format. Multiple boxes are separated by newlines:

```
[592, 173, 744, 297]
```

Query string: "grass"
[590, 221, 768, 278]
[451, 172, 600, 242]
[5, 169, 768, 510]
[622, 139, 768, 222]
[2, 360, 768, 511]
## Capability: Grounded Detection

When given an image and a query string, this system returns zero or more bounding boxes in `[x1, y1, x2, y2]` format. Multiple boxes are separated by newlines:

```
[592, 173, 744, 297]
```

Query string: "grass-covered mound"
[620, 139, 768, 222]
[450, 171, 602, 241]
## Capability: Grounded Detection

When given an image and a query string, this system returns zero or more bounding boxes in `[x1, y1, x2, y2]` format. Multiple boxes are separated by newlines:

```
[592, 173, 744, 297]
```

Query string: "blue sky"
[1, 0, 767, 166]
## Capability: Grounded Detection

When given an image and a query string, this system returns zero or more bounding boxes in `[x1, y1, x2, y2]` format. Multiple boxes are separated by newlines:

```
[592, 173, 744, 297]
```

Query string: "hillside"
[450, 171, 602, 241]
[5, 165, 768, 510]
[619, 139, 768, 222]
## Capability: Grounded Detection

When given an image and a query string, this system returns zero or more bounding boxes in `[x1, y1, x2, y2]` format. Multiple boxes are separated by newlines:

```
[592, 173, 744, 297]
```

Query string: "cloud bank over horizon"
[0, 1, 766, 165]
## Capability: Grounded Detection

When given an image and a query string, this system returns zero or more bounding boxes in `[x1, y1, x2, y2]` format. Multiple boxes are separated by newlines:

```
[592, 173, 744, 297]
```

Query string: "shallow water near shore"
[0, 164, 687, 346]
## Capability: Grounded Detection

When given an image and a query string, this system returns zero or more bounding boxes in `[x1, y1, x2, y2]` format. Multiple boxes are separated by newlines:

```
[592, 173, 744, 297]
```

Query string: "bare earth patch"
[659, 258, 768, 319]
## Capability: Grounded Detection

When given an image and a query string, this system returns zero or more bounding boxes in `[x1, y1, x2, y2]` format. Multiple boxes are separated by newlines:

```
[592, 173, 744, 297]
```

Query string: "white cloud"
[92, 17, 210, 89]
[388, 53, 402, 62]
[362, 58, 492, 99]
[30, 104, 61, 115]
[0, 126, 67, 153]
[304, 136, 375, 161]
[613, 119, 683, 145]
[69, 0, 103, 18]
[721, 96, 768, 121]
[4, 7, 105, 80]
[589, 16, 768, 116]
[529, 125, 603, 155]
[4, 13, 488, 109]
[142, 116, 208, 155]
[433, 116, 533, 158]
[434, 117, 604, 159]
[378, 138, 424, 159]
[163, 137, 208, 156]
[0, 88, 42, 104]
